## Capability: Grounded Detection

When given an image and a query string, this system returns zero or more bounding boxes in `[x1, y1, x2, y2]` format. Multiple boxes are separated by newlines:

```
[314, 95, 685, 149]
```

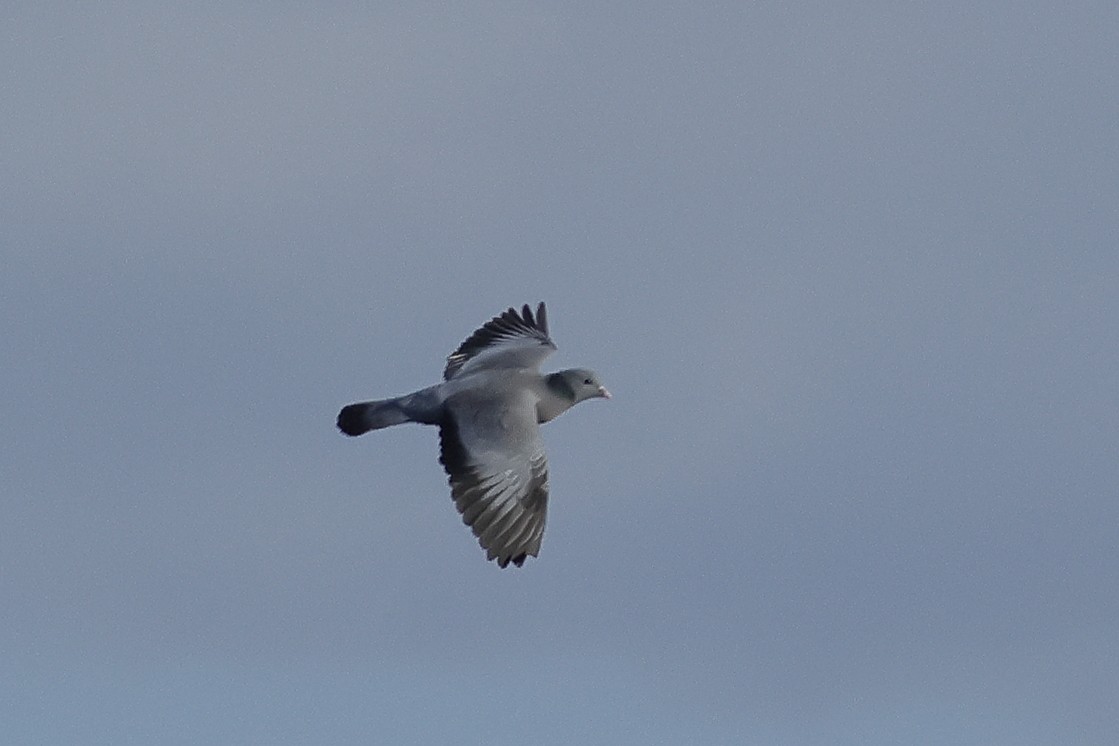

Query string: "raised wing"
[443, 302, 556, 381]
[438, 388, 549, 568]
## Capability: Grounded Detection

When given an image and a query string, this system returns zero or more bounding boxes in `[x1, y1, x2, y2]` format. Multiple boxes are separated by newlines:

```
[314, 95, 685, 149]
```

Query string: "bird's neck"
[539, 372, 577, 423]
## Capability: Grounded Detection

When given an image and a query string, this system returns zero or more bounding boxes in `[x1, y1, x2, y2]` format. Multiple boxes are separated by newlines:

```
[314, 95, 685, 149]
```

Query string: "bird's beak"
[598, 386, 612, 399]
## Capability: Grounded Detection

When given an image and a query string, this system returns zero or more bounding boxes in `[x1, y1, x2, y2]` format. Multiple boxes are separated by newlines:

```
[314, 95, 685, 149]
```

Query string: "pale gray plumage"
[337, 303, 609, 568]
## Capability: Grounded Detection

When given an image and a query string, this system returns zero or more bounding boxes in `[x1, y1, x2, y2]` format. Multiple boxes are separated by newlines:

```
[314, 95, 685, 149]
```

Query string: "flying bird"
[337, 303, 610, 568]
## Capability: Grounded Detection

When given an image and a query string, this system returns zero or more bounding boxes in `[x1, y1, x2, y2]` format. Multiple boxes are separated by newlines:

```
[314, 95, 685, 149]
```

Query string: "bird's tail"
[337, 398, 412, 436]
[336, 388, 441, 436]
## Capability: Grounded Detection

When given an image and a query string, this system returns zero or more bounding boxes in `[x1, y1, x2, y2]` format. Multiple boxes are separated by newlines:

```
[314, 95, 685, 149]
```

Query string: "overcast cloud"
[3, 2, 1117, 744]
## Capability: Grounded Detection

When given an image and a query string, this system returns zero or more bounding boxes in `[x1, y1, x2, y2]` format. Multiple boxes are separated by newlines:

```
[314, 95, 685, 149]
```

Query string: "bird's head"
[557, 368, 611, 403]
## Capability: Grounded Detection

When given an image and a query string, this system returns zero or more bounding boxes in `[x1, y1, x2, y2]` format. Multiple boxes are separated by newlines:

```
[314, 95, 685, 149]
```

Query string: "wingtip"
[507, 302, 549, 336]
[495, 552, 529, 569]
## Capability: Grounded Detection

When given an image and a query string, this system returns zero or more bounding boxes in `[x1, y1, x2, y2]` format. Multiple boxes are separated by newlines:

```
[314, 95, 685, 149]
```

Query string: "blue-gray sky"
[3, 3, 1117, 743]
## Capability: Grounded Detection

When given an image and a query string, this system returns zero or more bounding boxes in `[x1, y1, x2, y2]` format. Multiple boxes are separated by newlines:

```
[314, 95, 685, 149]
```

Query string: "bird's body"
[337, 303, 608, 568]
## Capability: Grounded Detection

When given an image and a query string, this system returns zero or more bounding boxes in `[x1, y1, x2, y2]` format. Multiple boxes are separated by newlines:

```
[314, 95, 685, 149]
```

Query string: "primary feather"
[443, 303, 556, 380]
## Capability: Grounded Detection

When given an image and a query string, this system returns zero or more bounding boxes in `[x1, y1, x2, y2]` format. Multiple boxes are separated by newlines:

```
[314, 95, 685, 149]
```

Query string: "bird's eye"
[583, 378, 593, 385]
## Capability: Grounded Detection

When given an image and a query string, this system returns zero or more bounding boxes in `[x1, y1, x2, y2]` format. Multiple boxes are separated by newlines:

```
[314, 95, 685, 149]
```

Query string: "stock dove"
[337, 303, 609, 568]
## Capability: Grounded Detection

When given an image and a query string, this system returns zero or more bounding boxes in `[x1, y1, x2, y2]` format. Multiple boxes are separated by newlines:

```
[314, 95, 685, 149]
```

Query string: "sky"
[2, 2, 1117, 743]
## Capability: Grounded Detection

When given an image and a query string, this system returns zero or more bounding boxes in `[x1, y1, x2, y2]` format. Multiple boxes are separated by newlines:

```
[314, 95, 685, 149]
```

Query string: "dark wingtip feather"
[536, 302, 548, 335]
[494, 552, 528, 569]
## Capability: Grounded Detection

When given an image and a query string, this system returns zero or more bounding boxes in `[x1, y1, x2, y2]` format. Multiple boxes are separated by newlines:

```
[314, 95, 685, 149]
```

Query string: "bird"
[337, 302, 610, 568]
